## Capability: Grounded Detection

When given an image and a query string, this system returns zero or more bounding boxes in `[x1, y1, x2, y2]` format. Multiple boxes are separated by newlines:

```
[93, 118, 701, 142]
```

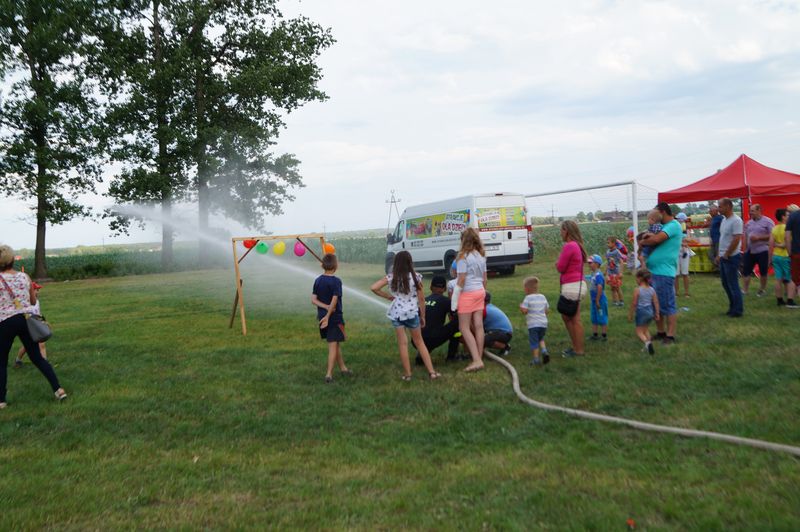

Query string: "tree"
[174, 1, 333, 263]
[576, 211, 586, 222]
[587, 211, 594, 222]
[0, 0, 102, 278]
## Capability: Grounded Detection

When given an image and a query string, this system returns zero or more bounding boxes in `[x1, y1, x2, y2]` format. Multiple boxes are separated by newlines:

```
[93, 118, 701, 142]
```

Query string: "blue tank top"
[637, 286, 656, 310]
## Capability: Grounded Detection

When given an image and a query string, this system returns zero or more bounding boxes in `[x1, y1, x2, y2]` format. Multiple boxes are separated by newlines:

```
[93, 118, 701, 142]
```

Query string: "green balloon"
[255, 241, 269, 254]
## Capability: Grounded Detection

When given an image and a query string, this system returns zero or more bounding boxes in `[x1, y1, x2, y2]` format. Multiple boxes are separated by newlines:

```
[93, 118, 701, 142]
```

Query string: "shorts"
[651, 274, 676, 316]
[527, 327, 547, 349]
[743, 250, 769, 277]
[457, 288, 485, 315]
[485, 329, 512, 347]
[607, 273, 622, 288]
[320, 322, 346, 342]
[773, 255, 791, 281]
[792, 254, 800, 285]
[677, 254, 691, 276]
[635, 307, 654, 327]
[590, 297, 609, 325]
[391, 315, 420, 329]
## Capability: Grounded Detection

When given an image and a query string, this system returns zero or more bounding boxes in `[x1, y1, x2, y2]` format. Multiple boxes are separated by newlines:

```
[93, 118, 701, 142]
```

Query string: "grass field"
[2, 255, 799, 529]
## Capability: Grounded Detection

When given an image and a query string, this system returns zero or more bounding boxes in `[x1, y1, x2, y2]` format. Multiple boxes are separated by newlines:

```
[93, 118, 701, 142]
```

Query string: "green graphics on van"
[406, 210, 470, 240]
[476, 207, 527, 229]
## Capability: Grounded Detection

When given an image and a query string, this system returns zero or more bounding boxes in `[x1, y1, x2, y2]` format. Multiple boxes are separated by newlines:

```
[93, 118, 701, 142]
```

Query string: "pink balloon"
[293, 241, 306, 257]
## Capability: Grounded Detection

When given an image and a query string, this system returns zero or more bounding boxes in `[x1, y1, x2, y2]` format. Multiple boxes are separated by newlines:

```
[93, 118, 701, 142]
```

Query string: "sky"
[2, 0, 800, 249]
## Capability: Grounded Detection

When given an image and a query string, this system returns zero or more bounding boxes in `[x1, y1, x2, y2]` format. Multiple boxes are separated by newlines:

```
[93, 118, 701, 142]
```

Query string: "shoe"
[786, 300, 799, 309]
[499, 346, 511, 357]
[655, 332, 667, 340]
[401, 374, 412, 381]
[647, 342, 655, 355]
[661, 337, 675, 346]
[530, 357, 542, 366]
[601, 336, 608, 342]
[777, 298, 786, 306]
[757, 290, 766, 297]
[562, 348, 577, 358]
[13, 359, 22, 369]
[54, 389, 67, 401]
[429, 372, 442, 380]
[0, 402, 6, 409]
[589, 335, 600, 341]
[340, 369, 353, 376]
[543, 353, 551, 365]
[728, 313, 743, 318]
[325, 376, 333, 383]
[741, 290, 748, 295]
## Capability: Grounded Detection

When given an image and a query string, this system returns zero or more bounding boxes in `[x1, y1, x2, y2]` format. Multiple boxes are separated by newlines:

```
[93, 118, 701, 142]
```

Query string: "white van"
[385, 193, 533, 274]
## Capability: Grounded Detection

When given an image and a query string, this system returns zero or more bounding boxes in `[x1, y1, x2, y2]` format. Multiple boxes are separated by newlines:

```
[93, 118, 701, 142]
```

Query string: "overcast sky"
[3, 0, 800, 249]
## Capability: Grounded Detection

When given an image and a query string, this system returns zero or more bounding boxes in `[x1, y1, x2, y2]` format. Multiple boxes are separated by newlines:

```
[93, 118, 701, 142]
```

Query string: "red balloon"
[243, 239, 257, 249]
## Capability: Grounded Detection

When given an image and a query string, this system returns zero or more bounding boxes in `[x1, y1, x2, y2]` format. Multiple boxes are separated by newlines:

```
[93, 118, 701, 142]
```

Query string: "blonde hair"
[0, 245, 15, 271]
[523, 276, 539, 292]
[458, 227, 485, 259]
[560, 220, 587, 260]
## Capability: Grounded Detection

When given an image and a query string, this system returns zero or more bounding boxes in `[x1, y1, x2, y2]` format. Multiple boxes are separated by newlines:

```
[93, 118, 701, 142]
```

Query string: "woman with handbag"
[0, 245, 66, 409]
[555, 221, 588, 357]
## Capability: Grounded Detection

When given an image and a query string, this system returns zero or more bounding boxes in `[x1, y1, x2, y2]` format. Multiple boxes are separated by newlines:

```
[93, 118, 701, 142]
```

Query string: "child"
[311, 254, 350, 383]
[587, 254, 609, 341]
[14, 281, 47, 368]
[605, 236, 625, 306]
[519, 276, 549, 366]
[639, 210, 663, 260]
[675, 235, 695, 297]
[371, 250, 441, 381]
[629, 268, 660, 355]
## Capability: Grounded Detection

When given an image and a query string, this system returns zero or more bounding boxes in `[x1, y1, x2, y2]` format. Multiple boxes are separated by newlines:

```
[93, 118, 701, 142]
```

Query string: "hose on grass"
[483, 351, 800, 458]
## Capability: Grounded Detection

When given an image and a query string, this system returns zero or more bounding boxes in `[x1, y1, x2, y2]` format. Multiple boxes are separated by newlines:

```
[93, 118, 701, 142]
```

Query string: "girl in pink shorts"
[450, 228, 487, 372]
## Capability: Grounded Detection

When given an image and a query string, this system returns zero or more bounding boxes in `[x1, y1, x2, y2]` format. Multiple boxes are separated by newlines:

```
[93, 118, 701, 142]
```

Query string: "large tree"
[172, 1, 333, 263]
[0, 0, 102, 278]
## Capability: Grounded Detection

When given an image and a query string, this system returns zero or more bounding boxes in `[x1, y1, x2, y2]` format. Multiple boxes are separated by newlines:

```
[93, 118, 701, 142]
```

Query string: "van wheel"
[497, 266, 516, 275]
[385, 253, 395, 274]
[443, 251, 456, 274]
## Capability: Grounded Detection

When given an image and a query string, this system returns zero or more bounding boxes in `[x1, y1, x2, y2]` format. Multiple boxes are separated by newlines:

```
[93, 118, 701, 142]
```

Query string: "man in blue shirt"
[484, 292, 513, 356]
[707, 203, 724, 271]
[640, 202, 682, 345]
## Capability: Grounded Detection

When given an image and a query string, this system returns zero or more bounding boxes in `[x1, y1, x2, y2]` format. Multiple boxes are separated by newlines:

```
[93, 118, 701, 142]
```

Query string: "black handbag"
[1, 274, 52, 342]
[557, 280, 583, 317]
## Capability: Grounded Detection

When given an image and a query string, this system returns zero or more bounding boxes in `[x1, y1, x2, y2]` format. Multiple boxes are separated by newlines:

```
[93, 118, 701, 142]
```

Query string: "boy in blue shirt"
[587, 254, 609, 341]
[483, 292, 513, 356]
[312, 254, 350, 383]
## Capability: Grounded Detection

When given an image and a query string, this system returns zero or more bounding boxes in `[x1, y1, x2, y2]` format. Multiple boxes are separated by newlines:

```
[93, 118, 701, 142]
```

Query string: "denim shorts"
[391, 315, 420, 329]
[651, 274, 676, 316]
[527, 327, 547, 349]
[635, 308, 654, 327]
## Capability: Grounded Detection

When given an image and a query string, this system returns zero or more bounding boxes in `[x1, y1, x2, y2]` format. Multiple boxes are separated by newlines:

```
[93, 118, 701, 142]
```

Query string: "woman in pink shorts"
[450, 228, 487, 372]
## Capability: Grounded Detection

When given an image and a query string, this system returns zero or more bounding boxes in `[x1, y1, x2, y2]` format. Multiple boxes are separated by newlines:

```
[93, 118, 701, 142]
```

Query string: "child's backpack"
[615, 239, 628, 257]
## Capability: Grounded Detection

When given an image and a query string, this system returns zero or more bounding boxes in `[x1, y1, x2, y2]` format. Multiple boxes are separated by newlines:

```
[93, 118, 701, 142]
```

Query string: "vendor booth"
[659, 154, 800, 272]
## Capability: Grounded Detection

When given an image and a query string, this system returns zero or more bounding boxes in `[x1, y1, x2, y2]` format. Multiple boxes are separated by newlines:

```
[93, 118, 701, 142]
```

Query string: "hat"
[588, 254, 603, 265]
[788, 204, 800, 213]
[676, 212, 688, 221]
[430, 275, 447, 288]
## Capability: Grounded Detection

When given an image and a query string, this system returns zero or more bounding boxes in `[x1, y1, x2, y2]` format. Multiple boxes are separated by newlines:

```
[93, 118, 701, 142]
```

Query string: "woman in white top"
[450, 228, 487, 372]
[0, 245, 66, 409]
[371, 251, 441, 381]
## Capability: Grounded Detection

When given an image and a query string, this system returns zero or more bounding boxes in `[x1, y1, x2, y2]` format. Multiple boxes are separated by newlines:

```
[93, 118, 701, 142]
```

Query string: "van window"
[476, 206, 527, 229]
[393, 221, 405, 242]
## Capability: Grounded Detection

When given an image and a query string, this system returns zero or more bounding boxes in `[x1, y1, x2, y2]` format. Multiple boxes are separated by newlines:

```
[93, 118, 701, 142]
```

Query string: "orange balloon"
[323, 243, 336, 255]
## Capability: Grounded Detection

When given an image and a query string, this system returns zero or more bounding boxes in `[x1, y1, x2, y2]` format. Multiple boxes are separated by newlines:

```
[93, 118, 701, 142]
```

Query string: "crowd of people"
[312, 199, 800, 381]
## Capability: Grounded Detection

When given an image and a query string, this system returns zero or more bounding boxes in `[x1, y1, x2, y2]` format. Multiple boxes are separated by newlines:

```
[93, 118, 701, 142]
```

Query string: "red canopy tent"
[658, 154, 800, 222]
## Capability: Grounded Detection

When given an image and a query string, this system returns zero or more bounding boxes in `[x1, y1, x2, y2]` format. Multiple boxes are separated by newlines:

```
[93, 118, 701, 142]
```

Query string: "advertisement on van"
[476, 206, 527, 230]
[405, 210, 470, 240]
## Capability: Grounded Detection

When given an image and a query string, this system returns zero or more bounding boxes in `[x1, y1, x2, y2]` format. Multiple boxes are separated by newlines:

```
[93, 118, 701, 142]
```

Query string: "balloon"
[255, 241, 269, 254]
[243, 239, 257, 249]
[294, 241, 306, 257]
[273, 241, 286, 256]
[323, 243, 336, 255]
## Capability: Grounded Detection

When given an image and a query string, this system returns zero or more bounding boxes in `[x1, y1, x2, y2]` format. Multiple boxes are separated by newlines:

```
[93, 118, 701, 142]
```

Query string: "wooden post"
[229, 279, 242, 329]
[231, 239, 248, 335]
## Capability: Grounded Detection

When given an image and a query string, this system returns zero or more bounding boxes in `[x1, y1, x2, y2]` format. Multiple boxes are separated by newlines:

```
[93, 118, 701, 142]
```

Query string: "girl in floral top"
[371, 251, 441, 381]
[0, 245, 66, 409]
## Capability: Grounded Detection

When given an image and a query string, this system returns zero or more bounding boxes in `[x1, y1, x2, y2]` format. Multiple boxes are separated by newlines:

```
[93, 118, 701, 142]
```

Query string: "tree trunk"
[34, 190, 48, 279]
[153, 0, 173, 269]
[196, 66, 210, 265]
[161, 192, 173, 269]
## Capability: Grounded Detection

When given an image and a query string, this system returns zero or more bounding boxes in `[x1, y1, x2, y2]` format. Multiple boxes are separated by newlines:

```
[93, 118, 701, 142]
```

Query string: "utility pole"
[386, 190, 402, 234]
[550, 204, 556, 225]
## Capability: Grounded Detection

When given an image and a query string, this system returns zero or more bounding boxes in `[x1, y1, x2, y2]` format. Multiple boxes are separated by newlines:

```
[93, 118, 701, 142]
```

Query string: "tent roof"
[659, 154, 800, 203]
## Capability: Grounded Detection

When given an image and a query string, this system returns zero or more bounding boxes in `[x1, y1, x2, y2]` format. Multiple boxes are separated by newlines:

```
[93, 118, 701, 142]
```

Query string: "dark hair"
[391, 251, 421, 294]
[484, 291, 492, 304]
[719, 198, 734, 209]
[430, 275, 447, 289]
[655, 202, 672, 216]
[321, 253, 338, 271]
[636, 268, 652, 283]
[776, 208, 787, 221]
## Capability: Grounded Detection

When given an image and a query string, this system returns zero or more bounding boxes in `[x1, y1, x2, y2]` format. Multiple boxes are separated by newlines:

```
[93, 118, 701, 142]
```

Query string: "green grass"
[1, 255, 799, 529]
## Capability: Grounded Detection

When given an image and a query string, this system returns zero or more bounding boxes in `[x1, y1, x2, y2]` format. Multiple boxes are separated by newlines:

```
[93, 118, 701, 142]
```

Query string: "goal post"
[230, 233, 327, 335]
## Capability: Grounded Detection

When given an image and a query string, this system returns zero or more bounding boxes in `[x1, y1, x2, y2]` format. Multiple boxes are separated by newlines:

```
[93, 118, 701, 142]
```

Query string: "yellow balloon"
[273, 241, 286, 256]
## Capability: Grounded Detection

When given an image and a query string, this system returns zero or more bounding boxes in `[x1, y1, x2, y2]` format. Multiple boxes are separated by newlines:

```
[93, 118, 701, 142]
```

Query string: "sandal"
[54, 389, 67, 401]
[340, 369, 353, 376]
[401, 375, 412, 382]
[429, 372, 442, 380]
[0, 402, 7, 409]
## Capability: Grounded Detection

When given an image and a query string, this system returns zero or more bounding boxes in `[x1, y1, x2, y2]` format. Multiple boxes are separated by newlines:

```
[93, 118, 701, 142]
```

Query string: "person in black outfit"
[414, 275, 461, 364]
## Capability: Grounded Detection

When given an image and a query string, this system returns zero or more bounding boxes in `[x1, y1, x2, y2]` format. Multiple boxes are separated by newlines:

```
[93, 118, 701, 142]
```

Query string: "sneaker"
[13, 359, 23, 369]
[655, 332, 667, 340]
[499, 346, 511, 357]
[777, 298, 786, 306]
[647, 342, 655, 355]
[589, 335, 601, 341]
[661, 336, 676, 345]
[530, 357, 542, 366]
[562, 348, 577, 358]
[601, 335, 608, 342]
[325, 376, 334, 383]
[543, 353, 551, 365]
[757, 290, 766, 297]
[786, 300, 799, 309]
